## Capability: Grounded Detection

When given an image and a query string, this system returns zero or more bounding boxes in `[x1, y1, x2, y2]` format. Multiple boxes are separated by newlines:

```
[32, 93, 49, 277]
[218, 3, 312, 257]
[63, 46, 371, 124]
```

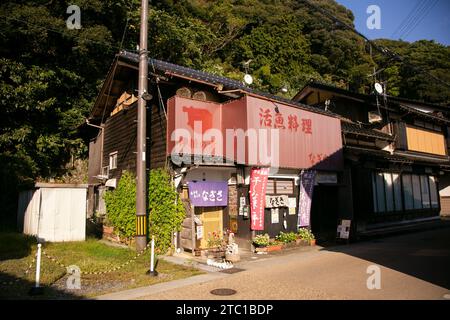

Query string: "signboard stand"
[336, 219, 351, 245]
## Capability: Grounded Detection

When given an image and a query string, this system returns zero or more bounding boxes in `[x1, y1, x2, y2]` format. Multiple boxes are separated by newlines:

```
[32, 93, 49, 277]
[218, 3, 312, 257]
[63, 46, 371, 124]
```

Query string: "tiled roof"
[399, 104, 450, 123]
[341, 121, 395, 141]
[346, 146, 450, 164]
[298, 81, 449, 112]
[345, 146, 411, 163]
[119, 51, 336, 117]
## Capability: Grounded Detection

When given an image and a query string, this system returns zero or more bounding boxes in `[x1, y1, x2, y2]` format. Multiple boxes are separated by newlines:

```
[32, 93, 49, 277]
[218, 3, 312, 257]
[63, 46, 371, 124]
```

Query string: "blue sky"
[335, 0, 450, 45]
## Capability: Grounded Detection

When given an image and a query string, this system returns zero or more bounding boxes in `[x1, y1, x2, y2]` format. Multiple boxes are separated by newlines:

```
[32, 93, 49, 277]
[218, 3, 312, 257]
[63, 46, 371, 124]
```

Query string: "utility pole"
[136, 0, 149, 252]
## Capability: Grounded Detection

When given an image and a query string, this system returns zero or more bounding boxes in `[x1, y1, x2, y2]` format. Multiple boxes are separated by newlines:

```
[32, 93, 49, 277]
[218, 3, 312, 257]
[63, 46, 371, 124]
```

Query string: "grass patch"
[0, 232, 203, 299]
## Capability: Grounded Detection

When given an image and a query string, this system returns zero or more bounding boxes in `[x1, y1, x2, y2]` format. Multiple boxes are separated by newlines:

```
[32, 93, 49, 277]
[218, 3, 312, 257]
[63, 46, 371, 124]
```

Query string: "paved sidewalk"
[94, 245, 323, 300]
[96, 227, 450, 300]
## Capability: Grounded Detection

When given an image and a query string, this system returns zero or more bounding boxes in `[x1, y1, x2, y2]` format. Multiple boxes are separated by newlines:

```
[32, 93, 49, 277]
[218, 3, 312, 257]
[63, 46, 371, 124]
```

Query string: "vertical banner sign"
[250, 168, 269, 231]
[297, 170, 317, 228]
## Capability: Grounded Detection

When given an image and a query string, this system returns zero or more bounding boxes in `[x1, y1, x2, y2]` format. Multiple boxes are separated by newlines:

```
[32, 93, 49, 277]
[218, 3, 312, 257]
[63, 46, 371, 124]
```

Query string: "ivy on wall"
[103, 170, 136, 239]
[148, 168, 186, 254]
[104, 169, 185, 254]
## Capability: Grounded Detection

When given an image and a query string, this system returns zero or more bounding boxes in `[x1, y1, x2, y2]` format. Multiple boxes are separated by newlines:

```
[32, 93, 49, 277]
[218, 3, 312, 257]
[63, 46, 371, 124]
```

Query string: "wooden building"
[87, 51, 345, 252]
[294, 81, 450, 237]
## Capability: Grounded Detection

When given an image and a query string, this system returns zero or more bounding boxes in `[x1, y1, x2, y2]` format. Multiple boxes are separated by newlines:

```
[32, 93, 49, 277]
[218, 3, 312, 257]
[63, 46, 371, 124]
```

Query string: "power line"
[300, 0, 450, 89]
[391, 0, 428, 38]
[400, 0, 439, 41]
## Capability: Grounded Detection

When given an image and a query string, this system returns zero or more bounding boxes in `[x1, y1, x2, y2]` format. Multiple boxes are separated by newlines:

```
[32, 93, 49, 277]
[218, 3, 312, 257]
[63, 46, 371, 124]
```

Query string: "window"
[429, 176, 439, 208]
[276, 180, 294, 194]
[413, 120, 442, 132]
[109, 152, 118, 170]
[372, 174, 378, 212]
[402, 174, 414, 210]
[384, 173, 395, 212]
[372, 172, 400, 213]
[375, 173, 386, 213]
[392, 173, 403, 211]
[374, 172, 439, 213]
[412, 175, 422, 209]
[420, 175, 430, 209]
[266, 179, 275, 195]
[266, 179, 295, 195]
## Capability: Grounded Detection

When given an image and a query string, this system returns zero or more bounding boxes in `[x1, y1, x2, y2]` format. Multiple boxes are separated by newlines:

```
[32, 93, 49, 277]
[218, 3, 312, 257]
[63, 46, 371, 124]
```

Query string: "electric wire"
[300, 0, 450, 89]
[391, 0, 429, 39]
[400, 0, 439, 41]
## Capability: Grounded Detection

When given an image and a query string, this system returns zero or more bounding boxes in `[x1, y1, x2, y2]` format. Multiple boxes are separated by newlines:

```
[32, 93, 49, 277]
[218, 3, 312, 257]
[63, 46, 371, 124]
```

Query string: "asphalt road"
[138, 227, 450, 300]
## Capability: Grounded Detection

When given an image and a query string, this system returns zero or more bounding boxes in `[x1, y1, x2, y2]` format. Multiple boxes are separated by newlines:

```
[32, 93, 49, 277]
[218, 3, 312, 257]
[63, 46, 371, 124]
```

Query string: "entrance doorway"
[310, 186, 339, 244]
[195, 206, 223, 249]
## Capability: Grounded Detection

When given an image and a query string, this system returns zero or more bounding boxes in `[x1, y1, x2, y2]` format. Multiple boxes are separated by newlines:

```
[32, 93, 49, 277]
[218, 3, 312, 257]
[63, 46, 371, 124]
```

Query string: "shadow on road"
[319, 221, 450, 290]
[0, 271, 82, 300]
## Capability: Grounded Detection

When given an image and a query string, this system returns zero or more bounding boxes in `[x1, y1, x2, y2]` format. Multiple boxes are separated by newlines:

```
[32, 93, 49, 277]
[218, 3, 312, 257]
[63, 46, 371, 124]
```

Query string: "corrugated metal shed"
[17, 183, 88, 242]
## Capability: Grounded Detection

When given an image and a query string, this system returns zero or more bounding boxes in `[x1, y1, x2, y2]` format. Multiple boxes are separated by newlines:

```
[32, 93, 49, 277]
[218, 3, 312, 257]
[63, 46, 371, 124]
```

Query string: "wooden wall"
[103, 106, 137, 180]
[406, 125, 446, 156]
[101, 101, 168, 181]
[148, 103, 167, 169]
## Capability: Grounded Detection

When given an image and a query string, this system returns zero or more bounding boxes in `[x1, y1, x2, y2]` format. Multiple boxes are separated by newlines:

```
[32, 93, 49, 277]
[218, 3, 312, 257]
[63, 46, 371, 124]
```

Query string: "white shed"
[17, 183, 88, 242]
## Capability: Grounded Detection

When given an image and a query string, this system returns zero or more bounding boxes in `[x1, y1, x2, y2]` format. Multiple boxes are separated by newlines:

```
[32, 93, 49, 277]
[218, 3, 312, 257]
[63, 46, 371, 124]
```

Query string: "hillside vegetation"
[1, 0, 449, 219]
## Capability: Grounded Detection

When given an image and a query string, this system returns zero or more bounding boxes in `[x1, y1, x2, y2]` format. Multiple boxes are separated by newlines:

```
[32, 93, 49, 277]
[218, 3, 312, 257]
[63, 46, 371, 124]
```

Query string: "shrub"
[103, 171, 136, 239]
[148, 168, 186, 254]
[276, 231, 297, 244]
[297, 228, 315, 241]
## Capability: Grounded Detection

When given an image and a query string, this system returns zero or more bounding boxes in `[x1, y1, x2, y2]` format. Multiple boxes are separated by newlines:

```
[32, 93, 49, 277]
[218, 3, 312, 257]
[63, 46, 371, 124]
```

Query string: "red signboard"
[249, 167, 269, 231]
[167, 95, 343, 171]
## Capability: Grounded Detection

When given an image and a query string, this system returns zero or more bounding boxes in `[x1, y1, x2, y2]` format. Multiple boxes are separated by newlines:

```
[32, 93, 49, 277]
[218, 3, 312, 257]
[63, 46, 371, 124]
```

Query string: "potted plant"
[253, 234, 283, 253]
[276, 232, 297, 248]
[206, 231, 225, 259]
[297, 228, 316, 246]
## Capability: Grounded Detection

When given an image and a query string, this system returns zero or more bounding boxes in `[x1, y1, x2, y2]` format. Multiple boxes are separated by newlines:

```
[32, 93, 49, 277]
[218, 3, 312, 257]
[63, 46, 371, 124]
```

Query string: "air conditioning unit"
[368, 111, 383, 124]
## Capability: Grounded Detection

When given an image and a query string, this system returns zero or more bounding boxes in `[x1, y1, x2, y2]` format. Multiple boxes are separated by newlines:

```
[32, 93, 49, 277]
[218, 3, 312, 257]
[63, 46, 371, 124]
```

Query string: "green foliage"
[103, 169, 186, 253]
[103, 171, 137, 239]
[1, 0, 449, 222]
[252, 234, 270, 247]
[0, 1, 118, 219]
[276, 231, 297, 244]
[148, 168, 186, 254]
[373, 39, 450, 103]
[297, 228, 315, 241]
